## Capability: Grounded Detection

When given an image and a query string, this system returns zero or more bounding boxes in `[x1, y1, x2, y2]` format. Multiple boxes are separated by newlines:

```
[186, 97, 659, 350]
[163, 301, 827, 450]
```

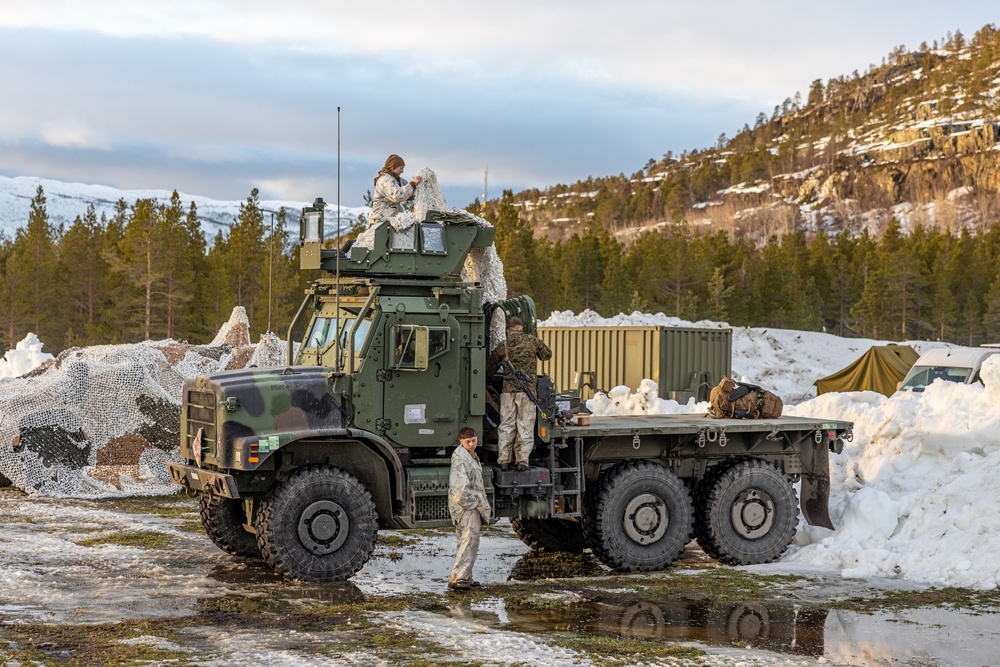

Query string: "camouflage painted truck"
[167, 201, 853, 581]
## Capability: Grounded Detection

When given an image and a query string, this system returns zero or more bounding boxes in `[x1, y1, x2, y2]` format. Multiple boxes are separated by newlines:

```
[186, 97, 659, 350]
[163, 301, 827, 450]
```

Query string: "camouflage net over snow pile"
[0, 307, 289, 498]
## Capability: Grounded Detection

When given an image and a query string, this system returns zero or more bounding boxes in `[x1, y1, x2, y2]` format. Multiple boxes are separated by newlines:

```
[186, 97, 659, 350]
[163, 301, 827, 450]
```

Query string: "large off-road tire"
[583, 460, 694, 572]
[694, 458, 798, 565]
[512, 517, 586, 553]
[255, 465, 378, 581]
[199, 495, 262, 559]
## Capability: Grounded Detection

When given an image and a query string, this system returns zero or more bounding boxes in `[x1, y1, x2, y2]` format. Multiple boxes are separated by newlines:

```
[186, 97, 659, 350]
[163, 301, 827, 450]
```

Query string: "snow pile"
[586, 379, 707, 415]
[0, 333, 55, 378]
[542, 309, 726, 329]
[782, 355, 1000, 589]
[0, 308, 288, 498]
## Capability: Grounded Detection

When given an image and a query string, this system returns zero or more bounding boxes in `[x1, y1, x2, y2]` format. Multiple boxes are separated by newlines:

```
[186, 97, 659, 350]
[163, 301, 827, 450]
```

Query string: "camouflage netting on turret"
[0, 307, 289, 498]
[356, 167, 508, 315]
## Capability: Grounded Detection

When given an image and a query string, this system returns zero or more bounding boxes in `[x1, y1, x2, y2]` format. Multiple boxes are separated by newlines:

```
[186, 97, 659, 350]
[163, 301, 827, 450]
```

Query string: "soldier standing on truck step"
[487, 316, 553, 471]
[448, 427, 492, 591]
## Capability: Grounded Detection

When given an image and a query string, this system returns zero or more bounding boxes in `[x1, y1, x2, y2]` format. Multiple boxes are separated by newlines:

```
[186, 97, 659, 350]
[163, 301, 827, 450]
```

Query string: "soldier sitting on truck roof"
[354, 154, 423, 250]
[486, 316, 553, 471]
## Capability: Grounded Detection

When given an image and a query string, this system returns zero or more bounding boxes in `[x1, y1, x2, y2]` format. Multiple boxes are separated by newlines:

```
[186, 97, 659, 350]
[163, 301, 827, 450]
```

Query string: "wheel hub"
[297, 500, 350, 555]
[730, 488, 774, 539]
[623, 493, 668, 545]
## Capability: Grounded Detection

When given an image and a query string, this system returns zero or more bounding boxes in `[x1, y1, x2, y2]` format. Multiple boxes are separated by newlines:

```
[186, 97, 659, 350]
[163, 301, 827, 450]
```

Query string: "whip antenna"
[334, 106, 342, 372]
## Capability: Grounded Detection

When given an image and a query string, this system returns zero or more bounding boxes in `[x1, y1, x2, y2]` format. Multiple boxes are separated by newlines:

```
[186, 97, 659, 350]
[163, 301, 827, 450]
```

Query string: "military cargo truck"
[167, 200, 853, 581]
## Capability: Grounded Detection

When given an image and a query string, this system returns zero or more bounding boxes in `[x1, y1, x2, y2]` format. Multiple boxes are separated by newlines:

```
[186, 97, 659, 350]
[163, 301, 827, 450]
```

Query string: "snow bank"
[541, 308, 726, 329]
[784, 354, 1000, 589]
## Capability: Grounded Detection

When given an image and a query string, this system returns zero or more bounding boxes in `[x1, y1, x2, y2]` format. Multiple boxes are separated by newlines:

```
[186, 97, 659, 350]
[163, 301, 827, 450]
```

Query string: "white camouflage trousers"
[498, 392, 535, 465]
[449, 508, 481, 585]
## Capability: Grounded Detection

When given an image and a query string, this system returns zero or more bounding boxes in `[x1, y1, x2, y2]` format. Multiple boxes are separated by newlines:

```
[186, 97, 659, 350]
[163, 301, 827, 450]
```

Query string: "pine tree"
[97, 200, 131, 343]
[0, 235, 13, 347]
[7, 186, 57, 342]
[490, 190, 536, 297]
[111, 198, 163, 340]
[59, 204, 107, 345]
[221, 189, 268, 334]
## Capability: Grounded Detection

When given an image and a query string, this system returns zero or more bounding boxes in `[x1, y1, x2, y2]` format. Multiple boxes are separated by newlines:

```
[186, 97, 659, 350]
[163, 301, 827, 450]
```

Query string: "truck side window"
[392, 326, 448, 369]
[428, 328, 449, 359]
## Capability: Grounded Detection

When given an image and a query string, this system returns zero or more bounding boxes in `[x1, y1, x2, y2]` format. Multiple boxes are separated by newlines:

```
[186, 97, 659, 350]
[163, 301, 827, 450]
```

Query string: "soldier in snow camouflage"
[486, 316, 552, 470]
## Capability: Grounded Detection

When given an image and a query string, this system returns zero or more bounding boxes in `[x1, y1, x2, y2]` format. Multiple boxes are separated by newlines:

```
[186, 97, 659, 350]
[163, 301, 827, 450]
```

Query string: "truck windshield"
[339, 318, 372, 352]
[899, 365, 973, 391]
[305, 317, 338, 348]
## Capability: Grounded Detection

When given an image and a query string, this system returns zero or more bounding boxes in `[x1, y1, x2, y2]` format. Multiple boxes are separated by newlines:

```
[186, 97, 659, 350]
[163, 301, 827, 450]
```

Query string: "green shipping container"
[537, 326, 732, 403]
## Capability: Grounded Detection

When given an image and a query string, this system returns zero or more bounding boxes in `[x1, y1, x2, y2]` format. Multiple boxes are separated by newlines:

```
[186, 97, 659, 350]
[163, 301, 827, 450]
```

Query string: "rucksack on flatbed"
[709, 376, 783, 419]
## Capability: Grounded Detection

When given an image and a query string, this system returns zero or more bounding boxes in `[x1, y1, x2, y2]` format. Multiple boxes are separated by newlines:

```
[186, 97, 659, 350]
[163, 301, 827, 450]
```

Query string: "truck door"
[383, 317, 462, 448]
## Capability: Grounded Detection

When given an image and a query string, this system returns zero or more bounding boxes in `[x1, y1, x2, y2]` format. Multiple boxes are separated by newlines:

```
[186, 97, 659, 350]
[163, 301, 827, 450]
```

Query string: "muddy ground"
[0, 489, 998, 667]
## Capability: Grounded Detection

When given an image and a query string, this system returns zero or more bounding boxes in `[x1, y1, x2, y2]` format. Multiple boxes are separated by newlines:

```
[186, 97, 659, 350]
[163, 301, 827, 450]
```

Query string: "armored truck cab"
[168, 200, 853, 582]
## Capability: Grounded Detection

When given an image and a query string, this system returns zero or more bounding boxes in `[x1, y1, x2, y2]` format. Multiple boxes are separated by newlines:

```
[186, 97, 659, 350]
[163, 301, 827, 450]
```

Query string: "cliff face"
[512, 26, 1000, 244]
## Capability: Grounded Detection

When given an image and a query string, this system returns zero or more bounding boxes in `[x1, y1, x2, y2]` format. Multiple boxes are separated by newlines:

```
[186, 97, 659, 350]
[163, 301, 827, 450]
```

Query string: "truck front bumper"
[167, 462, 240, 499]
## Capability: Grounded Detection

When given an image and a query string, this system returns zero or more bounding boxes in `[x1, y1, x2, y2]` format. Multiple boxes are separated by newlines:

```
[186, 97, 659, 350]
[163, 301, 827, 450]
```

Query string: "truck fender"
[273, 430, 405, 528]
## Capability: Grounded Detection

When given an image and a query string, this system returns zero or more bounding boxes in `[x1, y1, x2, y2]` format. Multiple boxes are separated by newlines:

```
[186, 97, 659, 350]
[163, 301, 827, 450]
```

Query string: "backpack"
[709, 376, 783, 419]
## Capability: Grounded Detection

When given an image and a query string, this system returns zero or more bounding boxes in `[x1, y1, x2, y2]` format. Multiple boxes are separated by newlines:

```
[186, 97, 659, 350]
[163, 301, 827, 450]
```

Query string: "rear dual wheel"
[584, 460, 694, 572]
[694, 458, 798, 565]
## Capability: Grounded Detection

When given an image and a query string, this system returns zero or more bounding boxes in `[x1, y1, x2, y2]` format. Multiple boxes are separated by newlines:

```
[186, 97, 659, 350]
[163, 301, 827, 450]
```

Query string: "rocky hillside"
[513, 25, 1000, 244]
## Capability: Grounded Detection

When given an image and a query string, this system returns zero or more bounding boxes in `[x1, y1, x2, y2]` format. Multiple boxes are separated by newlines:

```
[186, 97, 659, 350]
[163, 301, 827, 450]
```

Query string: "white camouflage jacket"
[370, 172, 415, 225]
[448, 445, 492, 522]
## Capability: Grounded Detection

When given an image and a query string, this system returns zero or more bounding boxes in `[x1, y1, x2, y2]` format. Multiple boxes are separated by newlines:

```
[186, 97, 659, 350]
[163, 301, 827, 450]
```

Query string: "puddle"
[3, 494, 1000, 666]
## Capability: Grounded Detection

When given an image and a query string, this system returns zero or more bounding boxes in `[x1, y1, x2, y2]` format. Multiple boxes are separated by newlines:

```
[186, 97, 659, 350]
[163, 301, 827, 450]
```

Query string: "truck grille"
[186, 389, 217, 459]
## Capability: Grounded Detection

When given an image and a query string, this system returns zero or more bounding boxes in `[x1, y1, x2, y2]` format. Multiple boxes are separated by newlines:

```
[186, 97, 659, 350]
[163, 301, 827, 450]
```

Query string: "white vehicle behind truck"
[898, 346, 1000, 392]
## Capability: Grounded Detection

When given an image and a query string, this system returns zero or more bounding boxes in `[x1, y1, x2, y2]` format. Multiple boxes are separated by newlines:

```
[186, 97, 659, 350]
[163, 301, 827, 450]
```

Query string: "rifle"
[500, 359, 572, 425]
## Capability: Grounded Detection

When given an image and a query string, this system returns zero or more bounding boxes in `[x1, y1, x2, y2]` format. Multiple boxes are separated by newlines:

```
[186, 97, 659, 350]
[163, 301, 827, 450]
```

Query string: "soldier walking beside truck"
[448, 427, 492, 591]
[487, 317, 553, 471]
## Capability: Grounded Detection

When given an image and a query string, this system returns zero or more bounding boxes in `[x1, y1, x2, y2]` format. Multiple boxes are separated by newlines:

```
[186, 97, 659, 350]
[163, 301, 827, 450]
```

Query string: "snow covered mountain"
[0, 175, 368, 240]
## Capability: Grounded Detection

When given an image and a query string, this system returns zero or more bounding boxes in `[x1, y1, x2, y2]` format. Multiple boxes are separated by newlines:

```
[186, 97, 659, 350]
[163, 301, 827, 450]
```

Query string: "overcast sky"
[1, 2, 996, 208]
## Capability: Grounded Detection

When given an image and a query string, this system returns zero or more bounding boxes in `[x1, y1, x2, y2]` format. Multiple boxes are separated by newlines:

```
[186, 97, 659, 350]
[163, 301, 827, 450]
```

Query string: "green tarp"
[815, 344, 920, 396]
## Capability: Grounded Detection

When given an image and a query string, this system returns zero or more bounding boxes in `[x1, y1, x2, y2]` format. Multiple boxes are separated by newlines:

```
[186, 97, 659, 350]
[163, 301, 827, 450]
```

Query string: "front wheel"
[584, 460, 694, 572]
[694, 458, 798, 565]
[255, 465, 378, 581]
[199, 496, 261, 559]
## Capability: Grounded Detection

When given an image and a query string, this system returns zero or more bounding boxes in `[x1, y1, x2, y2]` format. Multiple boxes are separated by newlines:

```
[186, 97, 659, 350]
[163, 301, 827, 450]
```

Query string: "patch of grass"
[831, 586, 1000, 614]
[101, 492, 198, 519]
[177, 520, 205, 534]
[508, 550, 606, 581]
[377, 533, 421, 547]
[552, 634, 703, 666]
[0, 620, 194, 667]
[76, 530, 173, 550]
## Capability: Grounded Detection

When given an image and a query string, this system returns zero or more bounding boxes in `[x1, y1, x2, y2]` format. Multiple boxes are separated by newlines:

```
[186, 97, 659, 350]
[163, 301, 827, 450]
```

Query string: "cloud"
[0, 3, 996, 207]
